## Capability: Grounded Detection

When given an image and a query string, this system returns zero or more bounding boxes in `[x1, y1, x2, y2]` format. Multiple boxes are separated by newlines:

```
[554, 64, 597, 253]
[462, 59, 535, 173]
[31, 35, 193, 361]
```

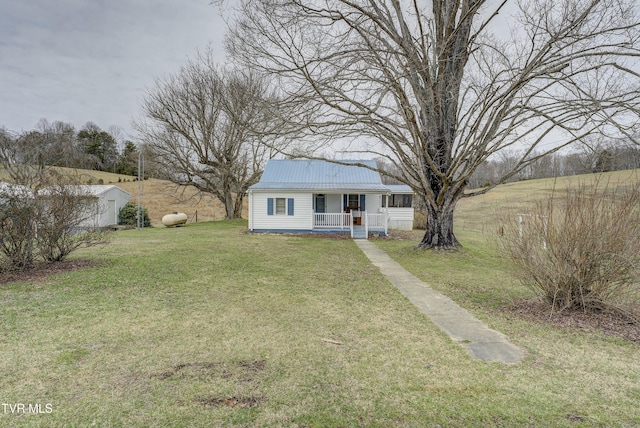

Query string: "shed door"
[107, 200, 116, 225]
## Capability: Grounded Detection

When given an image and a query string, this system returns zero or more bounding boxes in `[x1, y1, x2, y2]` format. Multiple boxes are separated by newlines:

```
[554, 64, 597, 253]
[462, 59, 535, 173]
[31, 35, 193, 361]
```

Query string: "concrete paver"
[354, 239, 524, 364]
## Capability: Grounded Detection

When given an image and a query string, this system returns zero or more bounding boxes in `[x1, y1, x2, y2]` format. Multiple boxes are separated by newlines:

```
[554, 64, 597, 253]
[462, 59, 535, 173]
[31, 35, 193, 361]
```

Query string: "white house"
[247, 159, 414, 238]
[383, 185, 415, 231]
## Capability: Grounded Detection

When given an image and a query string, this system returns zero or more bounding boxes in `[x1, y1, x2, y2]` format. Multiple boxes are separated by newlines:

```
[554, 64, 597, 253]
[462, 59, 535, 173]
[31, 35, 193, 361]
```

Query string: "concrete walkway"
[354, 240, 524, 364]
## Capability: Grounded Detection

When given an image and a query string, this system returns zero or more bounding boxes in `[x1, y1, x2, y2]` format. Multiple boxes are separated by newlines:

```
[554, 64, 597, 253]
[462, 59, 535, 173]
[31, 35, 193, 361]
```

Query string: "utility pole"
[137, 146, 143, 230]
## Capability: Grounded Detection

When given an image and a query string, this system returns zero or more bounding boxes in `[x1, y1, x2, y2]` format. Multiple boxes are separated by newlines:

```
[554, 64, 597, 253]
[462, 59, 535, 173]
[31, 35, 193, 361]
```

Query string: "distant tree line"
[467, 139, 640, 189]
[0, 119, 140, 176]
[376, 136, 640, 189]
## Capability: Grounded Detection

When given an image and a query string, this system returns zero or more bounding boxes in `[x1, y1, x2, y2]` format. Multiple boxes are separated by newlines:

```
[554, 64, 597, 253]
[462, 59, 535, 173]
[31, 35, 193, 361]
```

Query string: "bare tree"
[32, 119, 90, 169]
[0, 181, 36, 271]
[0, 127, 50, 191]
[136, 49, 282, 219]
[225, 0, 640, 248]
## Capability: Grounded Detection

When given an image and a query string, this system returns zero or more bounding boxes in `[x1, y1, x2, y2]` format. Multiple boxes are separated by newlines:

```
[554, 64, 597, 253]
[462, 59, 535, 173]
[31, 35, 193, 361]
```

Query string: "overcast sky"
[0, 0, 227, 140]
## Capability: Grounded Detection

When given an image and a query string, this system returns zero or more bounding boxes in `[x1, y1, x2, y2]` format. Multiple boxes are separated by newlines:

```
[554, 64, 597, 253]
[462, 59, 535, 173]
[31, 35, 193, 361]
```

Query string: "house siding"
[102, 187, 131, 226]
[386, 207, 414, 230]
[326, 194, 342, 213]
[250, 192, 313, 231]
[366, 194, 382, 212]
[247, 160, 416, 236]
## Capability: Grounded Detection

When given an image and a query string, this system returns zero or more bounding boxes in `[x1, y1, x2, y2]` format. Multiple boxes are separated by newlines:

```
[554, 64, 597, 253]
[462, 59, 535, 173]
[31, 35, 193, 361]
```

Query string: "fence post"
[518, 214, 524, 241]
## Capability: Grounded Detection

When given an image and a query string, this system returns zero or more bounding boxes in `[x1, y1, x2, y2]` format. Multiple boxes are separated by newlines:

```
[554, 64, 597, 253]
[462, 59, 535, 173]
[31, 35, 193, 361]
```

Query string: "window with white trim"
[383, 194, 413, 208]
[267, 197, 294, 216]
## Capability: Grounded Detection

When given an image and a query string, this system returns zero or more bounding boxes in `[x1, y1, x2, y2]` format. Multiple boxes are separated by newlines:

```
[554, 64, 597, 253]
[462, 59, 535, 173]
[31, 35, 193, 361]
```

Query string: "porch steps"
[352, 226, 367, 239]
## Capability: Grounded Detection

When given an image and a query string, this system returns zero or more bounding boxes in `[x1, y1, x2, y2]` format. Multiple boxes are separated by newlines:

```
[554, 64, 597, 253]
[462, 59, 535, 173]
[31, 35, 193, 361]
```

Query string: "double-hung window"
[267, 197, 294, 216]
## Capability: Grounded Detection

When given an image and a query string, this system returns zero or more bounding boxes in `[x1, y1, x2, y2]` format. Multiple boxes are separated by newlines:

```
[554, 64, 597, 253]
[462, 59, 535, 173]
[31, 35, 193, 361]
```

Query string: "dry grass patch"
[117, 178, 237, 225]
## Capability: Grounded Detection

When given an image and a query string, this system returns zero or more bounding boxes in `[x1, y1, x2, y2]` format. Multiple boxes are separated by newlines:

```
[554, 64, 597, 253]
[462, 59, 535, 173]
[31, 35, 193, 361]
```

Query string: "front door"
[315, 194, 325, 213]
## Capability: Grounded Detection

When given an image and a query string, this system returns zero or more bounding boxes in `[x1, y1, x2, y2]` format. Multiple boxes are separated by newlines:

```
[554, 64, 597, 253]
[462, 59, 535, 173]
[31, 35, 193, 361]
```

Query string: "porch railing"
[366, 213, 387, 232]
[313, 212, 388, 236]
[313, 213, 351, 229]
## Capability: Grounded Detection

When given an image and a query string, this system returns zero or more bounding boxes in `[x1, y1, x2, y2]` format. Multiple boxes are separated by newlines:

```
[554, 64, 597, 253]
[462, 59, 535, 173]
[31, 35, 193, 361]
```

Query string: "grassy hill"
[2, 166, 231, 225]
[455, 168, 640, 234]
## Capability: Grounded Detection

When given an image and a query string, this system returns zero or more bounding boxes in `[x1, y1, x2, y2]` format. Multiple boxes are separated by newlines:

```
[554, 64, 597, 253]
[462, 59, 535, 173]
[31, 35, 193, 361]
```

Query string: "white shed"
[41, 185, 132, 228]
[79, 185, 132, 227]
[0, 181, 34, 202]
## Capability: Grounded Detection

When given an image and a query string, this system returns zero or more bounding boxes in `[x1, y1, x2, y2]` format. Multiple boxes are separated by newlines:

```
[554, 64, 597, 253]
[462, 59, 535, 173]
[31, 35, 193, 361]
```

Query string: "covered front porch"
[313, 211, 388, 238]
[312, 192, 388, 238]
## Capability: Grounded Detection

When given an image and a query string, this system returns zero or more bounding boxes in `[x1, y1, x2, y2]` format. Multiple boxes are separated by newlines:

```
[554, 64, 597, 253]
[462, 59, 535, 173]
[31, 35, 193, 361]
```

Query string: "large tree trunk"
[222, 190, 236, 220]
[233, 193, 244, 219]
[416, 194, 461, 250]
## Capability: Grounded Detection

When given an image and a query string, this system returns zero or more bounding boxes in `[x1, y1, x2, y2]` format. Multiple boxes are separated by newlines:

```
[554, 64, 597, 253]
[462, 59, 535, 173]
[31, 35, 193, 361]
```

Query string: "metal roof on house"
[249, 159, 390, 192]
[386, 184, 413, 194]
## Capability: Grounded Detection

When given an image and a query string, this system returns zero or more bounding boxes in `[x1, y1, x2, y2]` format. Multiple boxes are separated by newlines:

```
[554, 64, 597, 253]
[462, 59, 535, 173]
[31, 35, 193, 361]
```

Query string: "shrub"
[412, 198, 427, 230]
[497, 178, 640, 319]
[35, 184, 110, 263]
[0, 197, 36, 271]
[1, 181, 111, 270]
[413, 209, 427, 230]
[118, 202, 151, 227]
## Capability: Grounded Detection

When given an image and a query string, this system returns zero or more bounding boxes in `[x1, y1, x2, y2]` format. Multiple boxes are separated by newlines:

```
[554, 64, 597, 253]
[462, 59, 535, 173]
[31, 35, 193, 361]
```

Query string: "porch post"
[350, 211, 354, 238]
[364, 210, 368, 237]
[385, 192, 389, 235]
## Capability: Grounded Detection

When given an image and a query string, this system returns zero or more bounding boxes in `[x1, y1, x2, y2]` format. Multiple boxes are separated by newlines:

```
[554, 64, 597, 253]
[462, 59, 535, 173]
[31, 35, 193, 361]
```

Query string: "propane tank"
[162, 212, 188, 227]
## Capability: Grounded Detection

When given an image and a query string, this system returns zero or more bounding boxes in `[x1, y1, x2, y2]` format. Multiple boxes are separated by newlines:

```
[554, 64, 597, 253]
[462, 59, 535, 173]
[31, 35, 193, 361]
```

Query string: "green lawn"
[1, 220, 639, 427]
